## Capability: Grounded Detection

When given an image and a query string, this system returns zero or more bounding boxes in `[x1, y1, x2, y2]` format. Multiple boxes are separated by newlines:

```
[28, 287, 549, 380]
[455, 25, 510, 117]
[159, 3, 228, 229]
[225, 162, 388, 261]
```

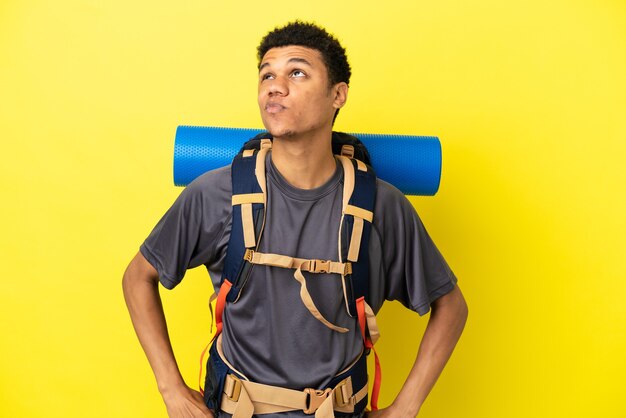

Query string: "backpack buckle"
[303, 388, 331, 414]
[224, 374, 242, 402]
[341, 144, 355, 159]
[333, 377, 355, 407]
[260, 138, 272, 149]
[244, 249, 254, 262]
[311, 259, 331, 273]
[344, 262, 352, 275]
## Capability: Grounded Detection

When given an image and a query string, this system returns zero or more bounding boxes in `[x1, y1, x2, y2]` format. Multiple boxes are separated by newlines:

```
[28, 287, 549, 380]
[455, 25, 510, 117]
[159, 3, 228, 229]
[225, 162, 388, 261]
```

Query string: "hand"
[365, 404, 419, 418]
[161, 383, 215, 418]
[365, 406, 397, 418]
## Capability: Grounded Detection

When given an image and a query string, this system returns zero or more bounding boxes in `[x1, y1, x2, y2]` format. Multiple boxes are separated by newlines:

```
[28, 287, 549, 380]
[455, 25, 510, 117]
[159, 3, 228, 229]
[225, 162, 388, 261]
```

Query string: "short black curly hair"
[257, 20, 351, 88]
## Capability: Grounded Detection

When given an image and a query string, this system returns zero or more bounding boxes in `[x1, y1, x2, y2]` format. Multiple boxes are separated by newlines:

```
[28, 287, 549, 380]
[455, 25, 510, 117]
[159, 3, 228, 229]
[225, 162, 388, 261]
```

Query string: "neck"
[270, 130, 336, 190]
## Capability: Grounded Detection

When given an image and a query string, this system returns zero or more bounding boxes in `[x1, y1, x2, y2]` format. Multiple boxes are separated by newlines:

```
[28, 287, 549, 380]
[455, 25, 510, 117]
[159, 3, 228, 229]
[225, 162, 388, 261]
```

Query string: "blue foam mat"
[174, 126, 442, 196]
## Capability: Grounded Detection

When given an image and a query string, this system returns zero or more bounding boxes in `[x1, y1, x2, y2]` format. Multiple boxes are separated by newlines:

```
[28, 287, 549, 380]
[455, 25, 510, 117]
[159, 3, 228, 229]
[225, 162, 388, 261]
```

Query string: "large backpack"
[202, 131, 382, 416]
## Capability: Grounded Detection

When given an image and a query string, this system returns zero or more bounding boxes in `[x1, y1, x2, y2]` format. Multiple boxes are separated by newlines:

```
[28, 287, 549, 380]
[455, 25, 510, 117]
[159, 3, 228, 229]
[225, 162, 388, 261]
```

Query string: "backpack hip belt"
[212, 334, 368, 418]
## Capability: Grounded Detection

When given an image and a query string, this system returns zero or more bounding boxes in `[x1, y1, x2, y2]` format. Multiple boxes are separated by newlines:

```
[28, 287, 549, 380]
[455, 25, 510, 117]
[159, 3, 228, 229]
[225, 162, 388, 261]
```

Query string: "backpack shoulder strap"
[332, 131, 372, 166]
[222, 137, 272, 303]
[336, 155, 377, 317]
[337, 152, 381, 411]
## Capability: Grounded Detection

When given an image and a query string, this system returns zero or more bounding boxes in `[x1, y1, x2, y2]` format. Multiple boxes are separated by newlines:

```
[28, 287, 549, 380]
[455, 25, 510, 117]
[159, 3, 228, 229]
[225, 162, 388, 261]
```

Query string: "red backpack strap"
[356, 296, 382, 411]
[198, 279, 233, 394]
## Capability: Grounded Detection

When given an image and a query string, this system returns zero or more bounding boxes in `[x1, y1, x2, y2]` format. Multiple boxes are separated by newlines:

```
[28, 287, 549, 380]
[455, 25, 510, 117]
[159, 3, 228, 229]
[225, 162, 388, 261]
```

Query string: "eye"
[260, 73, 274, 81]
[291, 70, 306, 78]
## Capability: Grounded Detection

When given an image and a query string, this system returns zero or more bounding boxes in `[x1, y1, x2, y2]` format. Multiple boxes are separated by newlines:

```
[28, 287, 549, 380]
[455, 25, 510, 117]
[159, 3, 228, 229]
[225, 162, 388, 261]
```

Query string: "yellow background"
[1, 1, 625, 417]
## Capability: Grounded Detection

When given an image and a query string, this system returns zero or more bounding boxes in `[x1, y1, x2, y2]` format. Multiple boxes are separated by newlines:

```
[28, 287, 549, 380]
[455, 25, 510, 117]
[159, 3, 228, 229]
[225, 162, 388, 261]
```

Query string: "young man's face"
[258, 45, 347, 139]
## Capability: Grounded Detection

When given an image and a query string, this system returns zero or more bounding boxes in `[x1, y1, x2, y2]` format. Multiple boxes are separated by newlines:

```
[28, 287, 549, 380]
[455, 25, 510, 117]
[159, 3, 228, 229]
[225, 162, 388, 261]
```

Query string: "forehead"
[259, 45, 325, 69]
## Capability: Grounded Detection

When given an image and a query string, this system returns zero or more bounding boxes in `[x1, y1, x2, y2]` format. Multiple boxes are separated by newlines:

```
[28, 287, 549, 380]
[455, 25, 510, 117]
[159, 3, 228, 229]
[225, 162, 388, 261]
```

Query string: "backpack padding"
[223, 150, 265, 303]
[338, 158, 377, 316]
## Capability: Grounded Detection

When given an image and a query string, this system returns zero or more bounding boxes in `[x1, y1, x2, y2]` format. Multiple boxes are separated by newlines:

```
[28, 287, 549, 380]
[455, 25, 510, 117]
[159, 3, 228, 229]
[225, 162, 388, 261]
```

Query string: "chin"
[270, 129, 298, 138]
[264, 123, 297, 138]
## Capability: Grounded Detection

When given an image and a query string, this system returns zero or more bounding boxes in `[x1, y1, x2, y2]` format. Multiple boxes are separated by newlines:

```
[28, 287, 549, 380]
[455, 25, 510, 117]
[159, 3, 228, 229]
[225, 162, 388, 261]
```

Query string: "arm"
[122, 251, 213, 418]
[369, 284, 468, 418]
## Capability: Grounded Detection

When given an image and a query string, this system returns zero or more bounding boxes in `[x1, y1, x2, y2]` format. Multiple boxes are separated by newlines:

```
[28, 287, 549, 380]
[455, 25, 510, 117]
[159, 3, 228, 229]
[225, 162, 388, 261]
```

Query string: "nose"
[266, 76, 288, 97]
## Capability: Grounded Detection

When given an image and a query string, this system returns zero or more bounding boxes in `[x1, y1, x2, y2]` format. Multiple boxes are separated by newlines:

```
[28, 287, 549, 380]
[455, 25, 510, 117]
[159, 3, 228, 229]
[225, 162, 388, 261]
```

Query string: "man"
[123, 21, 468, 418]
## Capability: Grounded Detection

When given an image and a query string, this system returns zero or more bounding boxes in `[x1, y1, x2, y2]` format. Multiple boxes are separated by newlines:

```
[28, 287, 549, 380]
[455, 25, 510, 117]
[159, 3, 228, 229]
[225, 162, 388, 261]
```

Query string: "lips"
[265, 102, 286, 114]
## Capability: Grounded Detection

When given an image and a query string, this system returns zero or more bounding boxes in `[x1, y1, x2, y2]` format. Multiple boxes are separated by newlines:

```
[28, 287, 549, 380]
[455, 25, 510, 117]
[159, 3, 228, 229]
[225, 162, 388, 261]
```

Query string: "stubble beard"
[270, 128, 297, 139]
[264, 117, 298, 139]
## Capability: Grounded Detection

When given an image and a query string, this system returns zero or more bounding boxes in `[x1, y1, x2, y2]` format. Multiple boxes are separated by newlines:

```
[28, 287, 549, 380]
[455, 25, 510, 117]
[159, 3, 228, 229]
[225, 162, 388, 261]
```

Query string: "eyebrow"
[258, 57, 313, 72]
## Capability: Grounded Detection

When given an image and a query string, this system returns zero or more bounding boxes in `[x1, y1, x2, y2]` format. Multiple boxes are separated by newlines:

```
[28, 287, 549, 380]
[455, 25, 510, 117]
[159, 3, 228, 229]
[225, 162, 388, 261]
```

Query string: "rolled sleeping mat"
[174, 126, 442, 196]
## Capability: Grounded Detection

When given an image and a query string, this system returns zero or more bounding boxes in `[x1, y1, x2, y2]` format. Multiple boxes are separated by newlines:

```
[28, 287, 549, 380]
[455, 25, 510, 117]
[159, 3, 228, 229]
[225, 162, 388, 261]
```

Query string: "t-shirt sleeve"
[373, 179, 458, 315]
[139, 166, 232, 290]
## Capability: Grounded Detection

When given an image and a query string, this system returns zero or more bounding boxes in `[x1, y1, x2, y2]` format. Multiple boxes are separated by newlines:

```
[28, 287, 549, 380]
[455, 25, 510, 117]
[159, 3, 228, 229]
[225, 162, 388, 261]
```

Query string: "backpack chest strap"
[244, 248, 350, 333]
[244, 249, 352, 275]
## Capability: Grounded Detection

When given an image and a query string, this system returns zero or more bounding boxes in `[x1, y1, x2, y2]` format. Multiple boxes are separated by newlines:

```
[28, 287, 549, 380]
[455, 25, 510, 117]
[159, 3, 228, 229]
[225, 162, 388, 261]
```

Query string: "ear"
[332, 82, 349, 110]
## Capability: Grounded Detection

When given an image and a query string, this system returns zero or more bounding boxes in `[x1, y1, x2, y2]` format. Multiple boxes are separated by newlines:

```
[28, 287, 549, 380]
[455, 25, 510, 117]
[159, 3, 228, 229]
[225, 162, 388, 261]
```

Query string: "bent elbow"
[455, 287, 469, 324]
[432, 284, 469, 327]
[122, 251, 160, 296]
